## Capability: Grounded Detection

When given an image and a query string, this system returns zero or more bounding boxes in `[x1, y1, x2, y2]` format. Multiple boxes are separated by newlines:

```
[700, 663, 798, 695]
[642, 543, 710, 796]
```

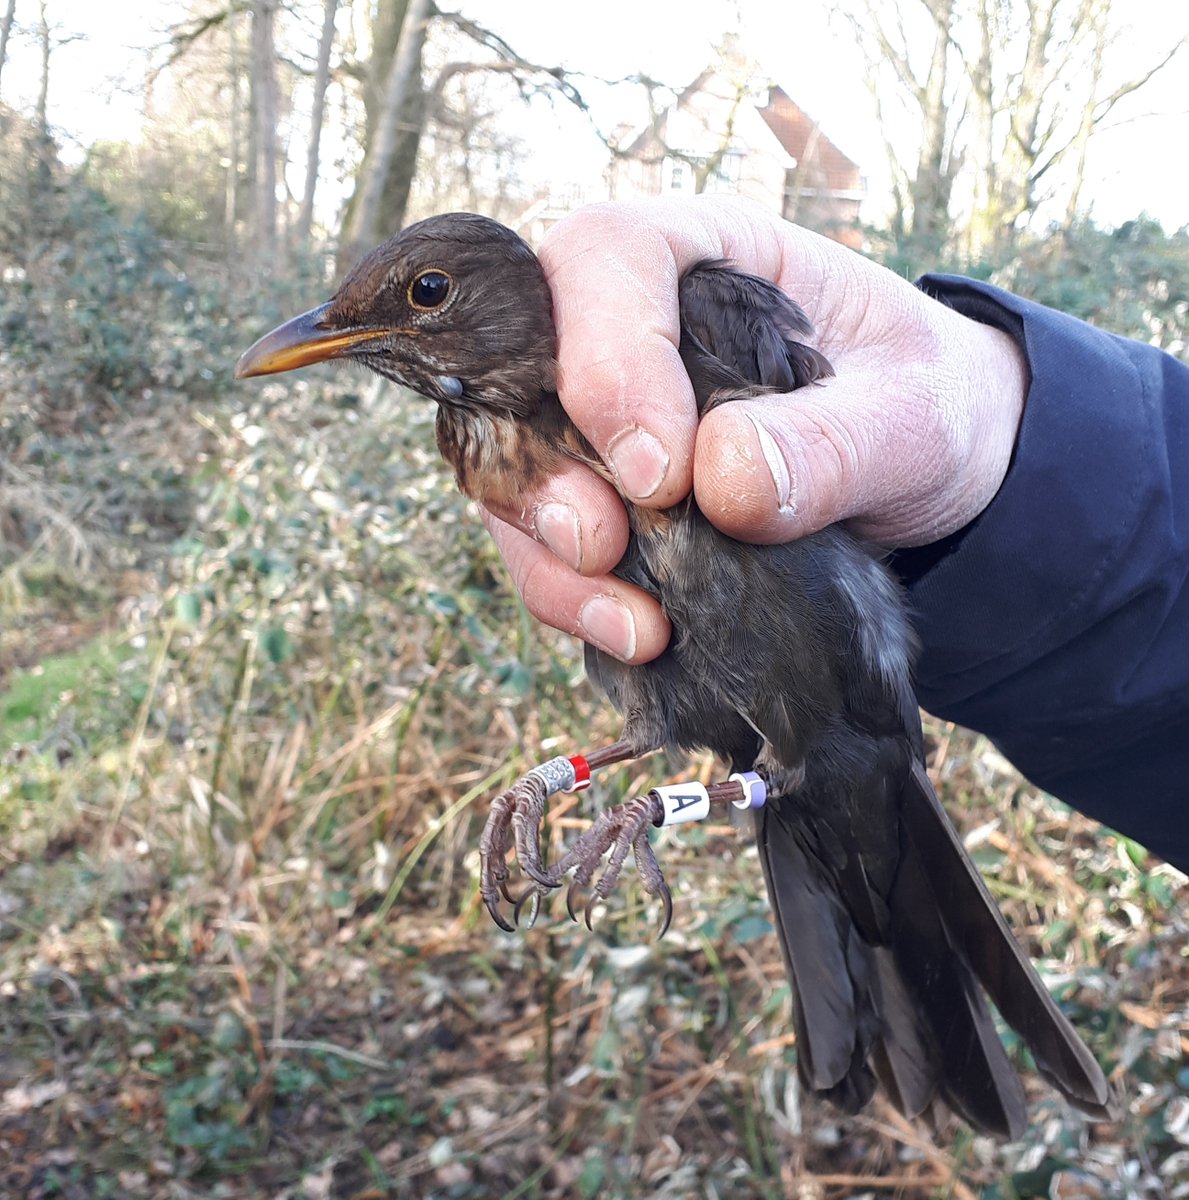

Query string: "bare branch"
[0, 0, 18, 99]
[1034, 29, 1188, 189]
[855, 0, 925, 104]
[1092, 35, 1188, 121]
[344, 0, 432, 259]
[156, 3, 241, 81]
[435, 9, 590, 114]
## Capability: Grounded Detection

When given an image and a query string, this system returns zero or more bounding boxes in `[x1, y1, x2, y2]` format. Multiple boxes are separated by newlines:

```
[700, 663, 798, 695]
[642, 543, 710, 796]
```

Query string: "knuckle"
[542, 202, 644, 266]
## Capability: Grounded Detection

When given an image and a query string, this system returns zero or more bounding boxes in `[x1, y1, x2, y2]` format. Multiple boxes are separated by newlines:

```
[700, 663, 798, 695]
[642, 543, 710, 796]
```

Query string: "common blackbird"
[235, 211, 1115, 1138]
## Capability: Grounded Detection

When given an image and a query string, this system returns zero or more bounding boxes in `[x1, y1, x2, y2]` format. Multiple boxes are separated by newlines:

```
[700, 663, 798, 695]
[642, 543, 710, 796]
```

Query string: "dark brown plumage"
[235, 211, 1116, 1139]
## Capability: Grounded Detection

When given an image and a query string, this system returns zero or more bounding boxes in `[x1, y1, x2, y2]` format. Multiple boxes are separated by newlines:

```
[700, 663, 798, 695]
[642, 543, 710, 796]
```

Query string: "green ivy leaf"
[578, 1157, 606, 1199]
[427, 590, 459, 616]
[175, 592, 202, 625]
[262, 626, 293, 663]
[732, 914, 773, 944]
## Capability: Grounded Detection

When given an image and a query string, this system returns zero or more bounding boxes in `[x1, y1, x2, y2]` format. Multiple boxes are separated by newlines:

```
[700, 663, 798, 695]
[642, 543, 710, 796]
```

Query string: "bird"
[235, 211, 1115, 1139]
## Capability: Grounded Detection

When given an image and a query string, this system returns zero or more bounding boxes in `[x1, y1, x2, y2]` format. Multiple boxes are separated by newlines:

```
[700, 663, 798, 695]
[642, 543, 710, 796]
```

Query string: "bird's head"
[235, 213, 557, 414]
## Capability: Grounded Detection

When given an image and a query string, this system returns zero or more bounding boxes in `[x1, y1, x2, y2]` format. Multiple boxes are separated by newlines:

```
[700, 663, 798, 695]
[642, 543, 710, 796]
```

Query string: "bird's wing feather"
[677, 261, 833, 406]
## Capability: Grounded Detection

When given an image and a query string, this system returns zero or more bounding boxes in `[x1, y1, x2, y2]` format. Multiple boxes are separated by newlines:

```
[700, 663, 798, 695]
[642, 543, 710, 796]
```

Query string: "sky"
[3, 0, 1187, 232]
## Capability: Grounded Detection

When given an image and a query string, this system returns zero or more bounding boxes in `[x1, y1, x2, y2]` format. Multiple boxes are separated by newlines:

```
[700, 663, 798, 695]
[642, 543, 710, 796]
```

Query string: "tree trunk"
[910, 0, 955, 249]
[782, 122, 821, 223]
[1063, 0, 1108, 230]
[994, 0, 1057, 242]
[35, 0, 49, 128]
[296, 0, 338, 243]
[225, 10, 242, 243]
[366, 0, 429, 237]
[377, 50, 427, 233]
[250, 0, 279, 255]
[342, 0, 431, 263]
[965, 0, 997, 256]
[852, 0, 958, 262]
[0, 0, 18, 100]
[33, 0, 52, 202]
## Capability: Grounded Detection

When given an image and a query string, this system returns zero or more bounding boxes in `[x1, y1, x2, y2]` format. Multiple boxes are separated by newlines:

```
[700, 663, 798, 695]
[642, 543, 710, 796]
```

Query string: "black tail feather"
[753, 761, 1116, 1138]
[903, 762, 1115, 1115]
[867, 946, 936, 1119]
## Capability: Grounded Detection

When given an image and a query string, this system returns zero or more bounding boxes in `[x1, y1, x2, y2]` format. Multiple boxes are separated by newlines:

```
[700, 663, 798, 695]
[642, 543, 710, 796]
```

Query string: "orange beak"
[234, 303, 392, 379]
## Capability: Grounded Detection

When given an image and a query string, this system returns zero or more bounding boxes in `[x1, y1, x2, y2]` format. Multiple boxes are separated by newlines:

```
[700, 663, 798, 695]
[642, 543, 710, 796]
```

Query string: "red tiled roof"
[758, 87, 861, 193]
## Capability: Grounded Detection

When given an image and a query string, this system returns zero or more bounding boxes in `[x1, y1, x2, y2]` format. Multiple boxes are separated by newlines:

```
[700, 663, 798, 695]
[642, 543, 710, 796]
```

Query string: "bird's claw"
[479, 773, 556, 930]
[484, 895, 514, 934]
[553, 792, 672, 937]
[479, 772, 673, 936]
[519, 859, 558, 889]
[512, 885, 548, 929]
[564, 879, 583, 926]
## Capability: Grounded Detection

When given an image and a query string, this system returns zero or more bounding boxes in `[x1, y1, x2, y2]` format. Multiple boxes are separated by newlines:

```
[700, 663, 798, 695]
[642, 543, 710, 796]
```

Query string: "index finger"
[538, 196, 792, 509]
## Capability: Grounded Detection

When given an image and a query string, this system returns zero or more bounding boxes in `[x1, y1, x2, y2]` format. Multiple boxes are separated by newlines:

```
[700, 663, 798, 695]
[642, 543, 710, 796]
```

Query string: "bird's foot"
[479, 771, 559, 932]
[478, 749, 770, 937]
[479, 741, 642, 930]
[551, 770, 769, 936]
[554, 791, 673, 936]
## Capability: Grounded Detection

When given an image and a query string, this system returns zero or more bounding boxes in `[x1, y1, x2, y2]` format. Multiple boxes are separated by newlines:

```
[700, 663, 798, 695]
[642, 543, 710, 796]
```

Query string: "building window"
[665, 157, 691, 192]
[705, 150, 742, 193]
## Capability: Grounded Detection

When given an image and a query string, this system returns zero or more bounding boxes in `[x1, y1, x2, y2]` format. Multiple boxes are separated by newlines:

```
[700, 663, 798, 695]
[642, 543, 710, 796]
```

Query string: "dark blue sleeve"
[895, 274, 1189, 873]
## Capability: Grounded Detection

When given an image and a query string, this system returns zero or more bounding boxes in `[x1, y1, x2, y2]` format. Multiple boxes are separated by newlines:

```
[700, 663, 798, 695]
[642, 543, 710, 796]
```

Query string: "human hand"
[481, 195, 1028, 664]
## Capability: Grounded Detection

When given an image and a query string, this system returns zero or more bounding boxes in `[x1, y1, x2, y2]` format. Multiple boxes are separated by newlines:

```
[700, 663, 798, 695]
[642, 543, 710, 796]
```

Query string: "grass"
[1, 368, 1186, 1200]
[0, 632, 139, 741]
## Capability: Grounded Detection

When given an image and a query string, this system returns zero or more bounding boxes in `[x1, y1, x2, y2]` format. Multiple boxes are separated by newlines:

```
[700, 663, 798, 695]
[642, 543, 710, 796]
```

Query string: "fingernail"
[533, 501, 583, 572]
[607, 427, 669, 500]
[579, 594, 637, 661]
[746, 412, 796, 515]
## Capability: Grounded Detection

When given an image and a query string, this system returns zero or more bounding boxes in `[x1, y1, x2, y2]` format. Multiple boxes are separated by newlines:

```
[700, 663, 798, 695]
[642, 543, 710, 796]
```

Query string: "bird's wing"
[677, 261, 833, 408]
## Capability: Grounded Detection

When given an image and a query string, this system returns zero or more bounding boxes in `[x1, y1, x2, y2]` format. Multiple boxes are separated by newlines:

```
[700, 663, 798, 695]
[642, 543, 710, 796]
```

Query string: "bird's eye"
[408, 270, 452, 310]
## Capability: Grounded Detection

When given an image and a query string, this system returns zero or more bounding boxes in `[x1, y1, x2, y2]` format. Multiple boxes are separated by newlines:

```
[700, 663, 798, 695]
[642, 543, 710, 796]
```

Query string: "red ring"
[566, 755, 592, 791]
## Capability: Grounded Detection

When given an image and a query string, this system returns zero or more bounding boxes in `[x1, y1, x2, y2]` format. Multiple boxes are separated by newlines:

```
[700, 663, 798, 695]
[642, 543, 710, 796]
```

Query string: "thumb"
[691, 382, 896, 544]
[692, 313, 1027, 548]
[690, 368, 971, 548]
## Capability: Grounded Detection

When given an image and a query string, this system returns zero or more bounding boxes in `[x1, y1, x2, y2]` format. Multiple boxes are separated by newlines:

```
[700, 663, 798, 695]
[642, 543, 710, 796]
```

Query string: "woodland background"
[0, 1, 1187, 1198]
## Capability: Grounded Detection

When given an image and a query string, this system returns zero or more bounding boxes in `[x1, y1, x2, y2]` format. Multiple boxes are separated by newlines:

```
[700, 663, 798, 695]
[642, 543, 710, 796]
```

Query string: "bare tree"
[851, 0, 962, 252]
[910, 0, 957, 247]
[962, 0, 1186, 253]
[1062, 0, 1109, 230]
[0, 0, 17, 100]
[295, 0, 337, 242]
[618, 69, 754, 196]
[408, 63, 533, 221]
[854, 0, 1188, 258]
[338, 0, 430, 260]
[35, 0, 48, 129]
[225, 8, 243, 239]
[1054, 2, 1188, 231]
[343, 5, 590, 255]
[250, 0, 279, 253]
[342, 0, 431, 262]
[31, 0, 53, 201]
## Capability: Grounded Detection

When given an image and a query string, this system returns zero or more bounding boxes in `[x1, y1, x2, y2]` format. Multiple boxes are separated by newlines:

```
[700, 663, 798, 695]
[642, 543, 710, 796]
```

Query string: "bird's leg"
[479, 739, 642, 931]
[481, 745, 775, 935]
[557, 770, 772, 937]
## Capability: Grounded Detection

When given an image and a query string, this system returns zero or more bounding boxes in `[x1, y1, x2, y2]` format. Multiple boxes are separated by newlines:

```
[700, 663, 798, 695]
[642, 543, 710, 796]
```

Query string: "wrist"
[962, 318, 1030, 522]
